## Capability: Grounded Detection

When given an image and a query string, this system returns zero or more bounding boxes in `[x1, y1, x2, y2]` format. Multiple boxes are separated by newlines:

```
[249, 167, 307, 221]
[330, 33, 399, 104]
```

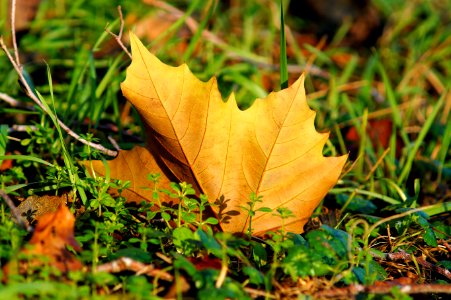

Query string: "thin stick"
[307, 80, 368, 100]
[105, 6, 132, 59]
[117, 5, 124, 39]
[364, 206, 442, 245]
[0, 38, 118, 157]
[0, 189, 32, 232]
[10, 0, 20, 66]
[440, 239, 451, 252]
[96, 257, 173, 281]
[0, 92, 22, 107]
[379, 250, 451, 281]
[108, 136, 120, 151]
[10, 125, 37, 132]
[215, 261, 228, 288]
[0, 92, 36, 110]
[338, 97, 426, 128]
[315, 283, 451, 298]
[364, 147, 390, 181]
[244, 287, 276, 299]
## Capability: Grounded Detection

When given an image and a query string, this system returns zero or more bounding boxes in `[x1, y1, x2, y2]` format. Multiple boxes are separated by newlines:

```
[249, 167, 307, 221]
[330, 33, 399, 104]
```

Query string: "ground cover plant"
[0, 0, 450, 299]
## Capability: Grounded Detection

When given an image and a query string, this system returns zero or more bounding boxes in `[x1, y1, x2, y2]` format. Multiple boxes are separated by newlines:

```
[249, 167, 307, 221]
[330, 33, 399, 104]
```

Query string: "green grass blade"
[398, 92, 445, 184]
[223, 72, 267, 99]
[356, 109, 368, 178]
[422, 202, 451, 216]
[279, 0, 288, 89]
[302, 44, 332, 64]
[377, 63, 410, 146]
[0, 108, 39, 115]
[38, 67, 88, 203]
[182, 0, 212, 61]
[437, 109, 450, 182]
[0, 155, 55, 168]
[95, 53, 123, 99]
[3, 184, 28, 194]
[338, 55, 358, 85]
[93, 19, 120, 52]
[64, 48, 90, 119]
[0, 125, 7, 159]
[148, 0, 201, 50]
[330, 188, 401, 205]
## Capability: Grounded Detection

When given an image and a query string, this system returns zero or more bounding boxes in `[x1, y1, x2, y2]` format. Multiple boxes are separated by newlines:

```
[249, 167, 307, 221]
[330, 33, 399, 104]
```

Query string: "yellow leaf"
[90, 33, 347, 236]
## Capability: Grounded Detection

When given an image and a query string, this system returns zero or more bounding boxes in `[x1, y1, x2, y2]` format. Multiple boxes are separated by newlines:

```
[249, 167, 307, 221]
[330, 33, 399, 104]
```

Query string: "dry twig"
[314, 283, 451, 298]
[96, 257, 173, 281]
[105, 5, 132, 59]
[378, 250, 451, 281]
[11, 0, 20, 66]
[108, 135, 121, 151]
[0, 92, 34, 108]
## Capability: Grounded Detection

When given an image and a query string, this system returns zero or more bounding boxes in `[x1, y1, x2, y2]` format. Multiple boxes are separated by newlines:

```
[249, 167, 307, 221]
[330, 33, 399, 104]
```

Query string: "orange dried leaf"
[3, 204, 82, 278]
[17, 193, 68, 221]
[91, 33, 347, 236]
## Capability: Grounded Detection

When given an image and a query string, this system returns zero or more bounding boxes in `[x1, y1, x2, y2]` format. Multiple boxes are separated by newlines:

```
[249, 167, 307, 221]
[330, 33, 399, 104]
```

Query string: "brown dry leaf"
[3, 204, 82, 278]
[17, 193, 69, 223]
[90, 33, 347, 236]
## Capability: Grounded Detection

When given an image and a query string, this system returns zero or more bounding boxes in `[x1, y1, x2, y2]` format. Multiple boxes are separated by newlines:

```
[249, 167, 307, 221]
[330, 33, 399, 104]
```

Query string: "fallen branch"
[379, 250, 451, 281]
[0, 92, 34, 109]
[315, 283, 451, 298]
[10, 0, 20, 66]
[96, 257, 173, 281]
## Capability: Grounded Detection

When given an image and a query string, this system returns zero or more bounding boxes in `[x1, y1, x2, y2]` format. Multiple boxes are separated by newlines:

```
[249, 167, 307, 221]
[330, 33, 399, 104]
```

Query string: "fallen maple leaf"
[89, 33, 347, 236]
[3, 204, 82, 278]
